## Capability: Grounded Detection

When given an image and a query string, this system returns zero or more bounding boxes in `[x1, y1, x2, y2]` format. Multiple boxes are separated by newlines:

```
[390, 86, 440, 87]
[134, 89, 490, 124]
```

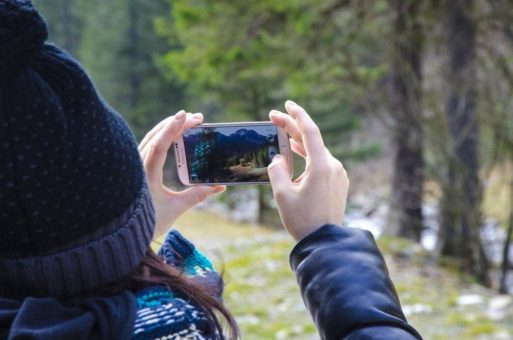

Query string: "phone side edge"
[197, 121, 274, 128]
[276, 126, 294, 179]
[173, 138, 192, 186]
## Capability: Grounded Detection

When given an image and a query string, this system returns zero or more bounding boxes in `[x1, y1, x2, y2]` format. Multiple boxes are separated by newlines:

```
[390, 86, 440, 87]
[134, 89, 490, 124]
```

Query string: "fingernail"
[285, 100, 298, 106]
[191, 113, 203, 119]
[270, 110, 281, 115]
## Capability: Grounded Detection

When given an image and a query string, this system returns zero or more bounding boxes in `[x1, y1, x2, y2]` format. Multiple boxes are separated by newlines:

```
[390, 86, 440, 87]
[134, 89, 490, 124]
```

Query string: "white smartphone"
[174, 122, 293, 186]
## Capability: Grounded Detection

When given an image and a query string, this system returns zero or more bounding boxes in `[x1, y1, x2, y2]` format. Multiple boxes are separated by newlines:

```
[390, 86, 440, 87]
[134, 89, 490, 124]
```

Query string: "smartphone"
[174, 122, 292, 185]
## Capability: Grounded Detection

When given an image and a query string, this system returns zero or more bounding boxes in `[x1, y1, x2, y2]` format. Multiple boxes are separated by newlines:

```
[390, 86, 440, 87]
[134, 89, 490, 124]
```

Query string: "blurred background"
[36, 0, 513, 338]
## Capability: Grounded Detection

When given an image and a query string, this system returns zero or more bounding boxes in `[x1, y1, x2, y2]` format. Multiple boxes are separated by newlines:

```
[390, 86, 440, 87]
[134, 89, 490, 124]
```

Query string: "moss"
[446, 291, 459, 307]
[465, 321, 497, 336]
[446, 312, 473, 327]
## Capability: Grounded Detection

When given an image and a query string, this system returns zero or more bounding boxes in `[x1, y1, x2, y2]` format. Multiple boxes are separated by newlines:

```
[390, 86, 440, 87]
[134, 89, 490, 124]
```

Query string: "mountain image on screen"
[184, 127, 278, 183]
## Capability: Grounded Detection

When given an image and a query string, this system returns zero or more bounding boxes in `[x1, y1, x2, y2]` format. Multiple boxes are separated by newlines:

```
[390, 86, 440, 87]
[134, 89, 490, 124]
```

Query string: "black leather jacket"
[290, 224, 422, 340]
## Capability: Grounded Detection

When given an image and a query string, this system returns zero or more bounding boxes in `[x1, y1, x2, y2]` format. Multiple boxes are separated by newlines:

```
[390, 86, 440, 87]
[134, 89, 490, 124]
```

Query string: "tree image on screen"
[185, 127, 278, 183]
[190, 127, 230, 182]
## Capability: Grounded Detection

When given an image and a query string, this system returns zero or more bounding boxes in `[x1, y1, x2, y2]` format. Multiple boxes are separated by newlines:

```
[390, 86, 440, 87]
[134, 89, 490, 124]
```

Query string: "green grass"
[155, 210, 513, 339]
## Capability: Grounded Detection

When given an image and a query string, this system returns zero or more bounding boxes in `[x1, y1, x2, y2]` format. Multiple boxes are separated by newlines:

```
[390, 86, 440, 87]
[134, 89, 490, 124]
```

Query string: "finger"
[290, 139, 306, 158]
[140, 112, 203, 160]
[139, 110, 185, 151]
[284, 100, 327, 162]
[293, 171, 306, 184]
[143, 144, 163, 187]
[144, 112, 187, 185]
[169, 112, 204, 144]
[267, 154, 293, 199]
[139, 142, 152, 161]
[183, 112, 204, 131]
[175, 185, 226, 211]
[139, 111, 203, 153]
[270, 109, 307, 157]
[270, 110, 302, 143]
[139, 116, 173, 152]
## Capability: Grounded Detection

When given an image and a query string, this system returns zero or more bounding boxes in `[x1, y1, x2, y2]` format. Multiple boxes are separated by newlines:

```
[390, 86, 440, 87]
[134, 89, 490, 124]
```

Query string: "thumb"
[177, 185, 225, 211]
[268, 154, 292, 195]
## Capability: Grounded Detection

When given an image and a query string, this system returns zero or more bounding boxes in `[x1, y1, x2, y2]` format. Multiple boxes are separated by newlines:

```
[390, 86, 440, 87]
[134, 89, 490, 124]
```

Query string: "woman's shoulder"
[158, 229, 215, 274]
[158, 230, 224, 296]
[132, 230, 223, 339]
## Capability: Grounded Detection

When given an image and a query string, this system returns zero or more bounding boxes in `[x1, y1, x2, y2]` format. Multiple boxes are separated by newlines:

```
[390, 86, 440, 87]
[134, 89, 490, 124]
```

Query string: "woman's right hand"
[267, 100, 349, 241]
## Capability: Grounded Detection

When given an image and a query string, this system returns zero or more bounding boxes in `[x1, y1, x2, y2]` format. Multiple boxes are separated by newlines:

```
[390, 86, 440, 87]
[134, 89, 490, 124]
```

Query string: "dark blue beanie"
[0, 0, 155, 297]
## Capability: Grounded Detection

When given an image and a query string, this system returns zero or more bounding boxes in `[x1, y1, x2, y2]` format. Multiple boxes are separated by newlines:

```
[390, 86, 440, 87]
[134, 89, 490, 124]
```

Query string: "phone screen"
[183, 124, 280, 183]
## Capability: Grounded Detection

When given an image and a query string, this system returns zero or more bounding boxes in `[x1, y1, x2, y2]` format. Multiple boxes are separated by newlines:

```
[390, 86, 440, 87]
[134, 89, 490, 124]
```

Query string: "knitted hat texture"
[0, 0, 155, 297]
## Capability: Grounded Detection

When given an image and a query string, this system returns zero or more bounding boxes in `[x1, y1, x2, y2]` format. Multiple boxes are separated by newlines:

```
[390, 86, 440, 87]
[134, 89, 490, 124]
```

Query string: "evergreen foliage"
[158, 0, 383, 160]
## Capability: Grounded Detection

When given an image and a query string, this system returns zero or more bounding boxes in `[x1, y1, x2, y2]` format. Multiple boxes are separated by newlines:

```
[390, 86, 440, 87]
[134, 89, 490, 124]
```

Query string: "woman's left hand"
[139, 110, 226, 238]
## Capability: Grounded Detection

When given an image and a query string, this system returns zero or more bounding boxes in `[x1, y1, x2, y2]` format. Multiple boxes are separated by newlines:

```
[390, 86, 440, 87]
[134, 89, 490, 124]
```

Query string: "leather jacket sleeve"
[290, 224, 422, 340]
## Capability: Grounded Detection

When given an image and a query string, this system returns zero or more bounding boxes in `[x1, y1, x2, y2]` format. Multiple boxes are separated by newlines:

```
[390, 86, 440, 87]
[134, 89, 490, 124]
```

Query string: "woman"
[0, 1, 421, 339]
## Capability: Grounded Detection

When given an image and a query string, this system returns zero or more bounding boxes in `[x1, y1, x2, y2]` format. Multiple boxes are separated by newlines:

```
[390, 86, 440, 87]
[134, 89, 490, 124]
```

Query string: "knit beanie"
[0, 0, 155, 297]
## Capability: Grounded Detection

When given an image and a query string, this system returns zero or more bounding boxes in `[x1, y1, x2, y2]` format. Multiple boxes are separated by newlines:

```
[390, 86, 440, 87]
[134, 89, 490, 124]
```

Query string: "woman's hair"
[101, 249, 240, 339]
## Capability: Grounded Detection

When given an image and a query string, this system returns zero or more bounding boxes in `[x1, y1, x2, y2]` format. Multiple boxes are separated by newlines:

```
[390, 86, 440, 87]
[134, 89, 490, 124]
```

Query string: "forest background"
[35, 0, 513, 338]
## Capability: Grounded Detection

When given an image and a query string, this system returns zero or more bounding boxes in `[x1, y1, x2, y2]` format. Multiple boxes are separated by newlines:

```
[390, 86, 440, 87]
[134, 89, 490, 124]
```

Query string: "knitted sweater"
[132, 230, 223, 340]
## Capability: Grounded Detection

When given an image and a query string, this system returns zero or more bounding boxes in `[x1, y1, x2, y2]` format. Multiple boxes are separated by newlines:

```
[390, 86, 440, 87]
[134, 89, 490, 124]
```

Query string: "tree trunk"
[439, 0, 490, 285]
[387, 0, 424, 241]
[499, 159, 513, 294]
[258, 186, 281, 227]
